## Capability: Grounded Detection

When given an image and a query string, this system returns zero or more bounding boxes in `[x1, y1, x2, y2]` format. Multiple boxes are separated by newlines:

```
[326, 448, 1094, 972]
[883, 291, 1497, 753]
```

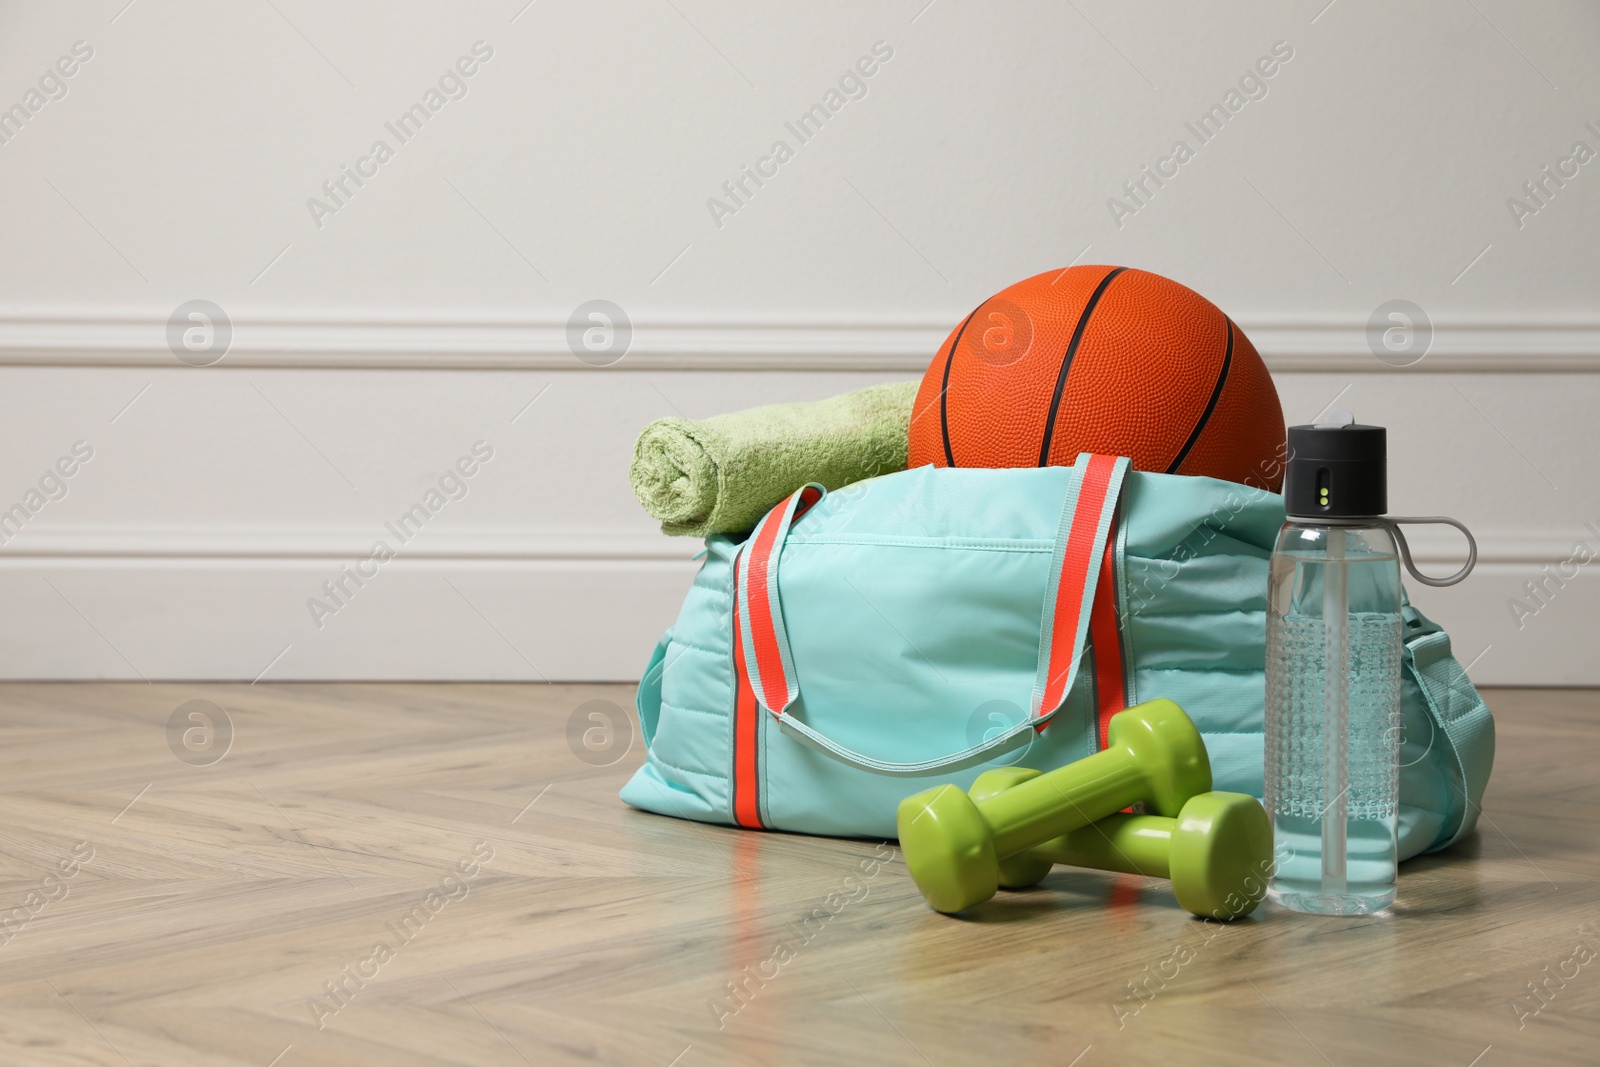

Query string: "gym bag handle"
[734, 453, 1130, 775]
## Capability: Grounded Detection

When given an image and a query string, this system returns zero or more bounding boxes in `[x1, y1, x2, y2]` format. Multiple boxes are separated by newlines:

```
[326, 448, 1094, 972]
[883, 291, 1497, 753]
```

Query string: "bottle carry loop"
[733, 454, 1129, 775]
[1315, 515, 1478, 588]
[1381, 517, 1477, 588]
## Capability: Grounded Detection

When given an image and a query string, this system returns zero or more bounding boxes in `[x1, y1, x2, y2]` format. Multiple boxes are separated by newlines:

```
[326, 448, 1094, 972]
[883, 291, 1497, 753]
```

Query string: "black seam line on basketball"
[1166, 317, 1234, 475]
[1038, 266, 1127, 467]
[939, 307, 981, 468]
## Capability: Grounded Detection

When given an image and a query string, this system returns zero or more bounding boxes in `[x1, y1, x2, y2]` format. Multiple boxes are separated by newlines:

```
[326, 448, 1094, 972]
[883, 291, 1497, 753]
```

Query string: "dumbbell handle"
[980, 751, 1153, 859]
[1027, 813, 1173, 879]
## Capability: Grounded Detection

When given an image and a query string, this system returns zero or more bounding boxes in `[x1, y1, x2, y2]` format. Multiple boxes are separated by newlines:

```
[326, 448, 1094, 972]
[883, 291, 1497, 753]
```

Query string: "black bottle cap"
[1283, 412, 1386, 519]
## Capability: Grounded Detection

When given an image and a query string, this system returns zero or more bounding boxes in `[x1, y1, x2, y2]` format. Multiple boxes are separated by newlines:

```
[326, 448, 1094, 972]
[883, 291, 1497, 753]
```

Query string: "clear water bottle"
[1265, 413, 1475, 915]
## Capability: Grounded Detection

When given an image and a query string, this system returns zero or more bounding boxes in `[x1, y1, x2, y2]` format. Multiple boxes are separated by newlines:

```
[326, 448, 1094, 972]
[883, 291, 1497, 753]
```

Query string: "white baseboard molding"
[0, 523, 1560, 564]
[0, 551, 1588, 685]
[0, 557, 699, 683]
[2, 312, 1598, 372]
[0, 527, 700, 562]
[1403, 563, 1596, 688]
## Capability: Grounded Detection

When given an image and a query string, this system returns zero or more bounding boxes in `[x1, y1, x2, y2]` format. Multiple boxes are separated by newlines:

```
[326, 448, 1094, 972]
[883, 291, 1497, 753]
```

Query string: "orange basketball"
[908, 266, 1285, 492]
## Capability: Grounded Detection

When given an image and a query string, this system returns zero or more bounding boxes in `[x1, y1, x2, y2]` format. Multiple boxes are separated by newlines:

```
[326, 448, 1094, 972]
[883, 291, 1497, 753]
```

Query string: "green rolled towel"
[630, 380, 919, 537]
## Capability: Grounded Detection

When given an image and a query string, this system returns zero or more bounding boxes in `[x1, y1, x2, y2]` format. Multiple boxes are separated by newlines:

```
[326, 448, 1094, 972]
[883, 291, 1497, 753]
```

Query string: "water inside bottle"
[1266, 553, 1402, 915]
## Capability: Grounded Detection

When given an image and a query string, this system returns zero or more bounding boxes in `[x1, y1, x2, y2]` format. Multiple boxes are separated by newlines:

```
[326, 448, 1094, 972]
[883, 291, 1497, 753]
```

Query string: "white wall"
[0, 1, 1595, 683]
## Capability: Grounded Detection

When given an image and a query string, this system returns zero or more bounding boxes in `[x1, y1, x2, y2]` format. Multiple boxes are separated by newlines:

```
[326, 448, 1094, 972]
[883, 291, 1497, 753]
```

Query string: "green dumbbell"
[970, 767, 1273, 919]
[896, 698, 1210, 914]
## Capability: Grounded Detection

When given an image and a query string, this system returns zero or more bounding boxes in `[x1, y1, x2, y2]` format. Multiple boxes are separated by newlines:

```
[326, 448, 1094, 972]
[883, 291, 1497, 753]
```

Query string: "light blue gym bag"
[621, 454, 1494, 860]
